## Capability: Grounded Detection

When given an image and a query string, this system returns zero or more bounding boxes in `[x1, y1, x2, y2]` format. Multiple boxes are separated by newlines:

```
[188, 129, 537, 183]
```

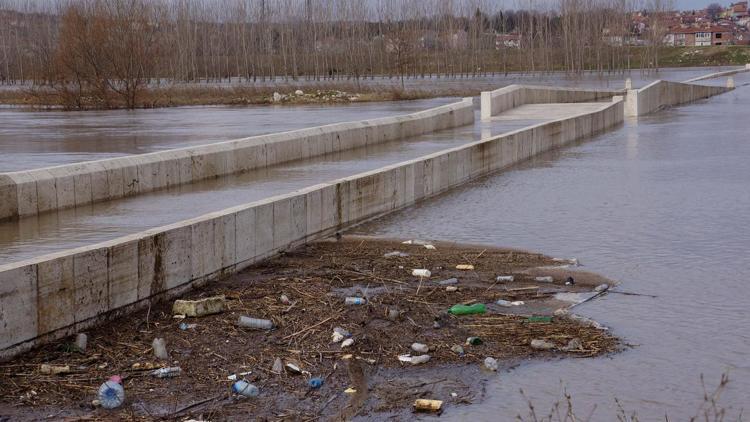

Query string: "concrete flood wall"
[480, 84, 623, 120]
[683, 64, 750, 83]
[624, 80, 733, 117]
[0, 97, 624, 360]
[0, 98, 474, 222]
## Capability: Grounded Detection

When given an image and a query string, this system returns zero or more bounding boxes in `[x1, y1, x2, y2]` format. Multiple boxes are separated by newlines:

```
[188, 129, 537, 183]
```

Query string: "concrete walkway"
[491, 103, 608, 121]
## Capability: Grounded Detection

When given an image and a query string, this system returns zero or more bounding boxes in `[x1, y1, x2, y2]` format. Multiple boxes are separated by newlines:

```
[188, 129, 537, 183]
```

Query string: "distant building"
[665, 26, 736, 46]
[729, 1, 748, 19]
[495, 33, 521, 49]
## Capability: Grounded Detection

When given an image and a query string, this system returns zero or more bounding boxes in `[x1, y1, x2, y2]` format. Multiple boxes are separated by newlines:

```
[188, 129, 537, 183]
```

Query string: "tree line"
[0, 0, 671, 108]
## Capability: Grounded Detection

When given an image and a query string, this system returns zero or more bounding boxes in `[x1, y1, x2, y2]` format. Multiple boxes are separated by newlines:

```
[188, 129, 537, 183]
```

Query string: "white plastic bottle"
[97, 375, 125, 409]
[232, 380, 260, 397]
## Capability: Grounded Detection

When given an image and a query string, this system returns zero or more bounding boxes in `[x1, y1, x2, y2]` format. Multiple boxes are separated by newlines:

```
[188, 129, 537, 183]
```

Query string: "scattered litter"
[397, 354, 412, 363]
[414, 398, 443, 412]
[97, 375, 125, 409]
[344, 387, 357, 394]
[595, 283, 610, 292]
[272, 358, 283, 374]
[356, 356, 376, 365]
[535, 276, 554, 283]
[495, 275, 514, 282]
[75, 333, 87, 353]
[152, 338, 169, 360]
[569, 314, 608, 330]
[285, 363, 302, 375]
[449, 303, 486, 315]
[437, 278, 458, 285]
[409, 355, 431, 365]
[280, 294, 291, 305]
[332, 327, 350, 343]
[451, 392, 458, 398]
[237, 316, 274, 330]
[424, 244, 436, 250]
[308, 377, 324, 389]
[455, 264, 474, 270]
[172, 314, 186, 319]
[40, 364, 70, 375]
[411, 343, 429, 353]
[562, 338, 583, 352]
[227, 371, 251, 381]
[565, 276, 575, 286]
[341, 354, 353, 360]
[178, 322, 197, 330]
[527, 316, 553, 324]
[530, 339, 555, 350]
[484, 357, 499, 371]
[384, 251, 410, 258]
[496, 299, 524, 307]
[172, 295, 226, 317]
[446, 286, 458, 292]
[466, 337, 483, 346]
[232, 380, 259, 397]
[412, 269, 431, 278]
[554, 292, 598, 306]
[402, 239, 431, 246]
[151, 367, 182, 378]
[341, 338, 354, 348]
[451, 345, 465, 355]
[344, 297, 367, 305]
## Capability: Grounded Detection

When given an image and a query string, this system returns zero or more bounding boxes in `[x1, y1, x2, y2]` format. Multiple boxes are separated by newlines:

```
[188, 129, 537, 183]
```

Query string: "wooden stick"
[282, 316, 335, 340]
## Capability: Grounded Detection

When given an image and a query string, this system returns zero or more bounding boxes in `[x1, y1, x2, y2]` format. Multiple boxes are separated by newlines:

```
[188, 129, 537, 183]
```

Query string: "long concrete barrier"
[0, 96, 624, 360]
[480, 84, 623, 120]
[0, 98, 474, 222]
[683, 64, 750, 83]
[623, 80, 732, 117]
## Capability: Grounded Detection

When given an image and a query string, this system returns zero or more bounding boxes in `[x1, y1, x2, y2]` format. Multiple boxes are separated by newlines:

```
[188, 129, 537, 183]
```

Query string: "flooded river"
[354, 74, 750, 420]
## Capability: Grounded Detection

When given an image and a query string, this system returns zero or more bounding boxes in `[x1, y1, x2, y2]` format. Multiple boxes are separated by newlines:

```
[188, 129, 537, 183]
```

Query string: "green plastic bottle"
[449, 303, 486, 315]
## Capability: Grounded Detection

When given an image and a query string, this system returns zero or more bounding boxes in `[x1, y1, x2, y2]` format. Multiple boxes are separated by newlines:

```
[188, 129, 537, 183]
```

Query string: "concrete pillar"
[480, 92, 492, 121]
[625, 78, 632, 90]
[727, 77, 735, 89]
[746, 64, 750, 70]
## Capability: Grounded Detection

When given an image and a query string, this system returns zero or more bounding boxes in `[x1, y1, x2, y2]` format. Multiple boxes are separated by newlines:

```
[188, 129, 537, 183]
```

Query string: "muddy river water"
[354, 73, 750, 419]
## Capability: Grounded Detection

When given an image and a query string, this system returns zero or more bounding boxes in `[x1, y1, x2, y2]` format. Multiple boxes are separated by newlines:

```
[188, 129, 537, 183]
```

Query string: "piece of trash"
[285, 363, 302, 374]
[495, 275, 514, 282]
[237, 316, 274, 330]
[565, 276, 575, 286]
[449, 303, 486, 315]
[272, 358, 283, 374]
[562, 338, 583, 352]
[451, 345, 465, 355]
[356, 356, 376, 364]
[344, 297, 367, 305]
[446, 286, 458, 292]
[530, 339, 555, 350]
[151, 367, 182, 378]
[172, 295, 226, 317]
[341, 338, 354, 348]
[131, 362, 158, 370]
[466, 336, 483, 346]
[455, 264, 474, 270]
[178, 322, 197, 330]
[535, 276, 554, 283]
[594, 283, 609, 292]
[432, 320, 442, 329]
[341, 354, 353, 360]
[484, 357, 499, 371]
[437, 278, 458, 285]
[495, 299, 512, 306]
[308, 377, 324, 389]
[398, 354, 412, 363]
[412, 269, 431, 277]
[344, 387, 357, 394]
[40, 364, 70, 375]
[569, 314, 608, 330]
[451, 392, 458, 398]
[232, 380, 259, 397]
[152, 338, 169, 360]
[402, 239, 431, 246]
[172, 314, 186, 319]
[97, 375, 125, 409]
[411, 343, 429, 353]
[333, 327, 350, 337]
[410, 355, 431, 365]
[424, 244, 436, 250]
[280, 294, 291, 305]
[553, 308, 569, 317]
[91, 399, 101, 407]
[527, 316, 553, 324]
[75, 333, 88, 353]
[384, 251, 410, 258]
[414, 398, 443, 412]
[387, 308, 400, 320]
[332, 332, 344, 343]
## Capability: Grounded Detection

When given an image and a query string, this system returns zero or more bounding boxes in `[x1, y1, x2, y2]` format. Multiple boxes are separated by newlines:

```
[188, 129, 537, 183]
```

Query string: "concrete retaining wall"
[624, 80, 732, 117]
[0, 97, 624, 360]
[480, 84, 622, 120]
[0, 99, 474, 221]
[683, 65, 750, 83]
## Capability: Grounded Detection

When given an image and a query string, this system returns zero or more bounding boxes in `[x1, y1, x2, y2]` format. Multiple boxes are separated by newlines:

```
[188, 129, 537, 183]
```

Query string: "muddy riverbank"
[0, 236, 618, 420]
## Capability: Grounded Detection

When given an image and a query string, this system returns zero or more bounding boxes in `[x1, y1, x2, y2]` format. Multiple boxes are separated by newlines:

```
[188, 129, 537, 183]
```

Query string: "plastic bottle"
[151, 367, 182, 378]
[535, 276, 554, 283]
[411, 343, 429, 353]
[449, 303, 486, 315]
[495, 275, 514, 282]
[75, 333, 88, 352]
[97, 375, 125, 409]
[484, 357, 499, 371]
[237, 316, 274, 330]
[232, 380, 259, 397]
[344, 297, 366, 305]
[410, 355, 431, 365]
[466, 337, 483, 346]
[437, 278, 458, 285]
[308, 377, 324, 388]
[152, 338, 169, 360]
[411, 269, 431, 277]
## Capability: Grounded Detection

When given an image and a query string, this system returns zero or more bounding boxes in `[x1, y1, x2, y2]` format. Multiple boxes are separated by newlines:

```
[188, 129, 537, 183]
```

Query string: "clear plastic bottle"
[232, 380, 259, 397]
[344, 297, 366, 305]
[97, 375, 125, 409]
[237, 316, 273, 330]
[151, 367, 182, 378]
